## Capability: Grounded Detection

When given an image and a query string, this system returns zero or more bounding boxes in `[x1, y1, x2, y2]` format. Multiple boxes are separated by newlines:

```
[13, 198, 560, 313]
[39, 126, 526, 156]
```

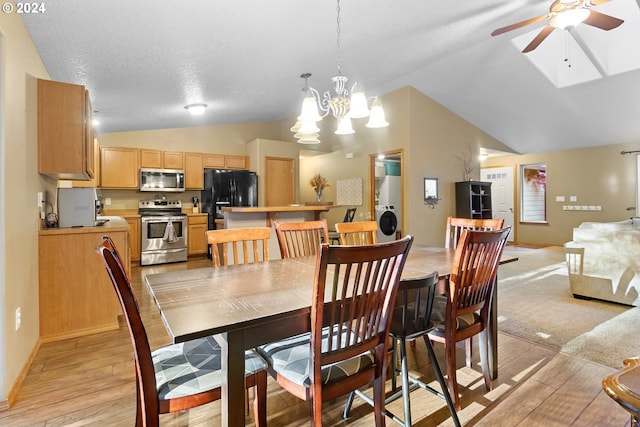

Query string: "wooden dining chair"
[343, 272, 461, 427]
[95, 236, 267, 427]
[444, 217, 505, 249]
[206, 227, 270, 266]
[273, 219, 330, 259]
[258, 236, 414, 426]
[329, 207, 357, 244]
[335, 220, 378, 245]
[428, 227, 511, 410]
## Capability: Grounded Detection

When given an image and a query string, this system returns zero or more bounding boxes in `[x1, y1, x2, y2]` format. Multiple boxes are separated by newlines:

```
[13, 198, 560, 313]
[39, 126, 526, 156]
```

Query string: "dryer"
[375, 205, 398, 242]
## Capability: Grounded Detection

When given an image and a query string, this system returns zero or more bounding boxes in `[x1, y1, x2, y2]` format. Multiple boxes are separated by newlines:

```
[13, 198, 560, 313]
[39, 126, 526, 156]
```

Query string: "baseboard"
[0, 338, 41, 411]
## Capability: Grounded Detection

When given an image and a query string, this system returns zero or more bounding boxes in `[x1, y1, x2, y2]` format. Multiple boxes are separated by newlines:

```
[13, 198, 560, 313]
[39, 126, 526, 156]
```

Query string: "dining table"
[144, 244, 517, 426]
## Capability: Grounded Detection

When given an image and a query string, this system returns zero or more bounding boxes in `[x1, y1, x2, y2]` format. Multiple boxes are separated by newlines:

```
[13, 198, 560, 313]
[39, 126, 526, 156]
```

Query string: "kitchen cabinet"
[38, 220, 129, 341]
[455, 181, 493, 219]
[101, 147, 140, 189]
[204, 154, 226, 168]
[37, 78, 94, 180]
[140, 149, 184, 169]
[204, 154, 247, 170]
[71, 138, 101, 188]
[188, 214, 208, 255]
[226, 155, 247, 169]
[185, 152, 204, 190]
[123, 216, 140, 262]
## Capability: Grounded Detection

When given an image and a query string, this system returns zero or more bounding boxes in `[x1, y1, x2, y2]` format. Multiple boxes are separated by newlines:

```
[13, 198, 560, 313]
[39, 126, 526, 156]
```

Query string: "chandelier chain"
[336, 0, 342, 75]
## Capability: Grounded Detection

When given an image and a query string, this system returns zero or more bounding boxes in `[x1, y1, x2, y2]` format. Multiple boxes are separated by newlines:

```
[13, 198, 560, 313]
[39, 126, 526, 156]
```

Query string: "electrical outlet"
[15, 307, 21, 331]
[105, 197, 112, 205]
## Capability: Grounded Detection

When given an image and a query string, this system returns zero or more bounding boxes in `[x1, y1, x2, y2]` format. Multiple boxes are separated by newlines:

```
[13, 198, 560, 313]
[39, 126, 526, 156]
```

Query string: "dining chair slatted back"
[444, 217, 505, 249]
[206, 227, 270, 267]
[96, 236, 267, 427]
[258, 236, 414, 426]
[428, 227, 511, 410]
[335, 220, 378, 245]
[273, 219, 329, 259]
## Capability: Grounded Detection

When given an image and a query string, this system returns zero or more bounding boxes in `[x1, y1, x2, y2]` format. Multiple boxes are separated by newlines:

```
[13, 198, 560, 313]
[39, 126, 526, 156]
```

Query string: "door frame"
[369, 149, 404, 237]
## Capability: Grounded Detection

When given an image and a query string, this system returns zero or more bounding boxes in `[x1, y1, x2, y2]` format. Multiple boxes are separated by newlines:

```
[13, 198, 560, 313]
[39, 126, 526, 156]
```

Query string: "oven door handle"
[143, 248, 186, 254]
[141, 216, 186, 222]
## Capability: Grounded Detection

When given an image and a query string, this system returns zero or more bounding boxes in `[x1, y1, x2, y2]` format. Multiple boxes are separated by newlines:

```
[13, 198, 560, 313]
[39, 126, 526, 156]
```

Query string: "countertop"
[222, 205, 338, 213]
[39, 216, 130, 235]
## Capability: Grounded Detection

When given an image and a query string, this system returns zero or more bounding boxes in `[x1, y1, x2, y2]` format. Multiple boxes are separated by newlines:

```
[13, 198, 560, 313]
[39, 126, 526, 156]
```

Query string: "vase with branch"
[309, 173, 330, 202]
[455, 144, 476, 181]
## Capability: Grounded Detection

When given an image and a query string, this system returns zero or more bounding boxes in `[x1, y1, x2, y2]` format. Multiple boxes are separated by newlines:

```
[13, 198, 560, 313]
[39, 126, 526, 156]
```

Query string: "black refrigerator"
[201, 169, 258, 230]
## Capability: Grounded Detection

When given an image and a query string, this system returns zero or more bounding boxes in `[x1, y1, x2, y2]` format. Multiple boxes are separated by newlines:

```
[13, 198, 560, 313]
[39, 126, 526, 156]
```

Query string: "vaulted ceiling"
[21, 0, 640, 155]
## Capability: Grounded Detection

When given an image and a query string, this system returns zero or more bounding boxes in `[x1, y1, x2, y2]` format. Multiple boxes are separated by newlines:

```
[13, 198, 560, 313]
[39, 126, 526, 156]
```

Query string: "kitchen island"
[38, 217, 131, 341]
[221, 205, 340, 260]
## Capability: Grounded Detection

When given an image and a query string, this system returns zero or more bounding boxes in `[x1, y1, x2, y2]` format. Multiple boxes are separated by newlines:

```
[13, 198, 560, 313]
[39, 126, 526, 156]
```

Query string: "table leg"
[216, 331, 247, 427]
[489, 276, 498, 380]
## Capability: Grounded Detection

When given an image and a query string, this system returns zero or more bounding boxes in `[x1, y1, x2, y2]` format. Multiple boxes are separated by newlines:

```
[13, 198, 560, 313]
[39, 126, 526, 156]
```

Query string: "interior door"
[265, 156, 295, 206]
[481, 166, 515, 242]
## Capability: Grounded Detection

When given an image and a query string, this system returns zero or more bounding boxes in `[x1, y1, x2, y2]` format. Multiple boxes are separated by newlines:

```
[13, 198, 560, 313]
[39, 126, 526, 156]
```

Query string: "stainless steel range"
[139, 199, 188, 266]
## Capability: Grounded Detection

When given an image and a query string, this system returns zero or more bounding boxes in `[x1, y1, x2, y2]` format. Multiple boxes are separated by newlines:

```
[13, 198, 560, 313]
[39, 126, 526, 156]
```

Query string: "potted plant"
[309, 173, 330, 202]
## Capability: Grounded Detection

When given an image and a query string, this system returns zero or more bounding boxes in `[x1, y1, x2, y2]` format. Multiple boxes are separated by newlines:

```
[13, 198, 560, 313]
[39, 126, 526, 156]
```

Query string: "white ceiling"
[20, 0, 640, 155]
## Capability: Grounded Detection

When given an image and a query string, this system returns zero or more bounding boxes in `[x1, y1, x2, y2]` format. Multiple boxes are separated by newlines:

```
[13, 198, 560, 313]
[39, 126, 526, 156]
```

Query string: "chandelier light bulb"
[335, 117, 355, 135]
[298, 97, 322, 122]
[298, 119, 320, 134]
[349, 92, 370, 119]
[366, 98, 389, 128]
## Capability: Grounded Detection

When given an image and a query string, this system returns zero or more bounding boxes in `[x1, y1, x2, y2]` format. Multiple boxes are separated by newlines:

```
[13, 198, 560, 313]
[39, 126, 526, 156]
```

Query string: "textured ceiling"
[20, 0, 640, 155]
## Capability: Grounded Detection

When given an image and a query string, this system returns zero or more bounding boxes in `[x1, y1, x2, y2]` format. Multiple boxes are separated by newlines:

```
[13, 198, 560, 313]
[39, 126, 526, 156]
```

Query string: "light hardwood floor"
[0, 257, 632, 426]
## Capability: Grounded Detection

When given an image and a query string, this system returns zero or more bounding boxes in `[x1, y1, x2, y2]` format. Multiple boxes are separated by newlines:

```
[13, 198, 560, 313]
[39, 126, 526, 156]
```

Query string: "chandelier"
[291, 0, 389, 144]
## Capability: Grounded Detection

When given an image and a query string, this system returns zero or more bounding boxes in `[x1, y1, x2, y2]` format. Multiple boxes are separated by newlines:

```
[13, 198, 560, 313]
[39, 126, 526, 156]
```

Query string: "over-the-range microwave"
[139, 168, 185, 192]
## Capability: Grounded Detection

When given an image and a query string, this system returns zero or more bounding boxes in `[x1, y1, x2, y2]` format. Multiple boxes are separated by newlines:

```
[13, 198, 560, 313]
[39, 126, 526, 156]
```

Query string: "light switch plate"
[570, 196, 578, 202]
[556, 196, 565, 202]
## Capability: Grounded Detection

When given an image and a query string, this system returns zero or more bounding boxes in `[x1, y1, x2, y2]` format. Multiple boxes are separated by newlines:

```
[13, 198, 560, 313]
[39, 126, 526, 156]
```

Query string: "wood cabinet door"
[37, 78, 91, 179]
[101, 147, 140, 188]
[204, 154, 226, 168]
[188, 216, 208, 255]
[163, 151, 184, 169]
[185, 152, 204, 189]
[140, 149, 162, 168]
[265, 157, 295, 206]
[124, 217, 140, 262]
[225, 155, 247, 169]
[72, 138, 100, 188]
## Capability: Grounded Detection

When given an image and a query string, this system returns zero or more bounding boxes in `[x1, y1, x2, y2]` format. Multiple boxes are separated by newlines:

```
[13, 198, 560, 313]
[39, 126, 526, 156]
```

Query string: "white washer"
[375, 205, 398, 242]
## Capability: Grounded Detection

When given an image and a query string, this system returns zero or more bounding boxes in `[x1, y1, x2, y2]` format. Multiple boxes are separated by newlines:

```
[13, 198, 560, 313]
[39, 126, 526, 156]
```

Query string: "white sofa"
[564, 220, 640, 306]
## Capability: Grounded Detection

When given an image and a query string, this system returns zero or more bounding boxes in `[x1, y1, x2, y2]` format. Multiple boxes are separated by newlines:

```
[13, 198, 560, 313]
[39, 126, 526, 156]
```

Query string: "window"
[521, 163, 546, 222]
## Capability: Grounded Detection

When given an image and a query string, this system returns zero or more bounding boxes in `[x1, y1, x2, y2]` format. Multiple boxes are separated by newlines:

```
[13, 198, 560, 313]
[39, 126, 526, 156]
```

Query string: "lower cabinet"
[188, 215, 209, 255]
[123, 216, 140, 262]
[38, 226, 129, 341]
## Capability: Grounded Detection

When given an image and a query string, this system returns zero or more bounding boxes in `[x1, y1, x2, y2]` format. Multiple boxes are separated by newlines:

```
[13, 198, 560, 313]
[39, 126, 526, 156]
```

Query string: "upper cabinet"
[225, 155, 247, 169]
[203, 154, 247, 170]
[71, 138, 101, 188]
[38, 79, 94, 180]
[101, 147, 140, 189]
[184, 152, 204, 190]
[140, 149, 184, 170]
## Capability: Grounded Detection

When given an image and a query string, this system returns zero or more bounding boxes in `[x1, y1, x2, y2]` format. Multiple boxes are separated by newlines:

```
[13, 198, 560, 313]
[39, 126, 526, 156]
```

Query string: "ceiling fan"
[491, 0, 624, 53]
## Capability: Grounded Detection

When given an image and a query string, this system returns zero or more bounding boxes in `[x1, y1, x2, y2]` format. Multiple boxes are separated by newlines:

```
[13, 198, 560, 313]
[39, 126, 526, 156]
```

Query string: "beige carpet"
[497, 245, 640, 369]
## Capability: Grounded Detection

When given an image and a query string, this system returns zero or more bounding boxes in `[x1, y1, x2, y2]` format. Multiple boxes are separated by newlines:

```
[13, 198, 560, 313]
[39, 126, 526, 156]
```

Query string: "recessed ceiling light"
[184, 103, 207, 115]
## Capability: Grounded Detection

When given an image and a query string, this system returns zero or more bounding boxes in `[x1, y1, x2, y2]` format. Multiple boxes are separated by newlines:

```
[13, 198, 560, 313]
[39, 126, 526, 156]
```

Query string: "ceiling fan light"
[184, 103, 207, 115]
[365, 97, 389, 128]
[335, 117, 355, 135]
[349, 92, 370, 118]
[298, 96, 322, 122]
[550, 8, 590, 29]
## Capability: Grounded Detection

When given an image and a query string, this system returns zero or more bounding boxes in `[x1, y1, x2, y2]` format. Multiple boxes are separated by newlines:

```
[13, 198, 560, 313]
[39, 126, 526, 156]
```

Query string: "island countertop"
[222, 205, 337, 214]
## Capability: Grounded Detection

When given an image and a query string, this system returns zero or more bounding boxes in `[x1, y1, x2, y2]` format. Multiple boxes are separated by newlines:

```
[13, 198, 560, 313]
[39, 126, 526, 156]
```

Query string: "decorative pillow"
[153, 335, 266, 400]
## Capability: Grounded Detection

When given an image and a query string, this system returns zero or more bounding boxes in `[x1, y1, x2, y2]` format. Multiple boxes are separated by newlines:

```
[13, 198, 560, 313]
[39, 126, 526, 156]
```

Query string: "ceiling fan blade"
[587, 0, 611, 5]
[491, 14, 550, 36]
[522, 25, 555, 53]
[583, 10, 624, 30]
